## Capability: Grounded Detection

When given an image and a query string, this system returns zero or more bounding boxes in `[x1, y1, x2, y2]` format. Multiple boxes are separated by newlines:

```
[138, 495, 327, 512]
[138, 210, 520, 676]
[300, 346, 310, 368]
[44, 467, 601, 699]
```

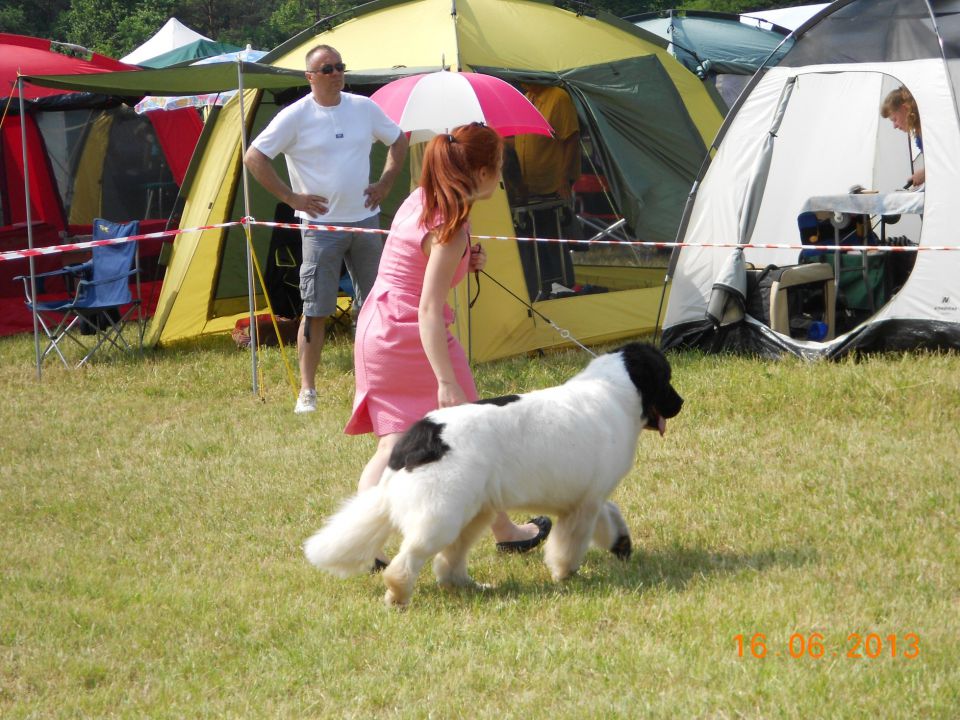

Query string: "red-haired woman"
[345, 123, 551, 562]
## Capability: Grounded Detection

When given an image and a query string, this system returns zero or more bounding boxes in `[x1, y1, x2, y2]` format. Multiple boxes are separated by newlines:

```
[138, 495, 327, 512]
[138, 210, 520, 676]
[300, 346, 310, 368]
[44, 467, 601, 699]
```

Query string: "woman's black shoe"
[496, 516, 552, 554]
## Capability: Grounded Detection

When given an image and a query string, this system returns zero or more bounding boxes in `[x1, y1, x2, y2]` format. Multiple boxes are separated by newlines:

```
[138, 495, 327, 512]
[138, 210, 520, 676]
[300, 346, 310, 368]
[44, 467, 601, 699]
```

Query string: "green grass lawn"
[2, 331, 958, 718]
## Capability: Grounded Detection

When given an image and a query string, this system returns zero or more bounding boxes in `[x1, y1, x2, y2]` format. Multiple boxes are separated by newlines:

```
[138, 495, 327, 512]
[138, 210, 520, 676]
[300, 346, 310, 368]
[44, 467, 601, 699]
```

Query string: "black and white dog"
[304, 343, 683, 608]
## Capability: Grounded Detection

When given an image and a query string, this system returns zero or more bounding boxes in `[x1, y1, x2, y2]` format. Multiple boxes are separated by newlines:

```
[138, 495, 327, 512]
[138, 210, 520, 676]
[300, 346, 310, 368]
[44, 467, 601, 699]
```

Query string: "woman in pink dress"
[345, 123, 551, 562]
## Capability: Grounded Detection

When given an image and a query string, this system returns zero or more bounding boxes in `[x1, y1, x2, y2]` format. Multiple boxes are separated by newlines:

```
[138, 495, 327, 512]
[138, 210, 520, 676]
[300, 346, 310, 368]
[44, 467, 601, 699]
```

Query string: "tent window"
[506, 121, 672, 302]
[35, 107, 178, 225]
[480, 58, 710, 303]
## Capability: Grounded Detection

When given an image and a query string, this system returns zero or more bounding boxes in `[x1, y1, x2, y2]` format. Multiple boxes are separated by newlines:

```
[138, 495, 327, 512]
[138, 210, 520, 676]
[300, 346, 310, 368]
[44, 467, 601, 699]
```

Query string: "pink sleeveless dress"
[345, 188, 476, 436]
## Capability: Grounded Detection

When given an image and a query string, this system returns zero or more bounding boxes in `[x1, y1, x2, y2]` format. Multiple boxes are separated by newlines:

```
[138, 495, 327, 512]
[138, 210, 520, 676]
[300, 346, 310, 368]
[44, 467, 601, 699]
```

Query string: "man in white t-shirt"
[245, 44, 407, 414]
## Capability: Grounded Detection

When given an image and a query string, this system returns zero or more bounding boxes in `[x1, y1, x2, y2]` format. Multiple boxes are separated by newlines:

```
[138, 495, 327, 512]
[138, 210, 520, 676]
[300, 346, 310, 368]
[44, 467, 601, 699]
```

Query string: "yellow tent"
[147, 0, 724, 360]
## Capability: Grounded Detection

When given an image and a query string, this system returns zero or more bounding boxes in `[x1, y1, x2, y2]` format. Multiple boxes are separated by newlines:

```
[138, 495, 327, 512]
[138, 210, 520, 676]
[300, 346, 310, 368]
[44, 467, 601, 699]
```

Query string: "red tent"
[0, 34, 135, 100]
[0, 34, 202, 335]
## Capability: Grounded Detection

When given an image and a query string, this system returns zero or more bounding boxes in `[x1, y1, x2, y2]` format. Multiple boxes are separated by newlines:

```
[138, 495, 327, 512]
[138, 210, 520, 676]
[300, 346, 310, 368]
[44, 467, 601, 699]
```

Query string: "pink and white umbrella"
[370, 71, 554, 143]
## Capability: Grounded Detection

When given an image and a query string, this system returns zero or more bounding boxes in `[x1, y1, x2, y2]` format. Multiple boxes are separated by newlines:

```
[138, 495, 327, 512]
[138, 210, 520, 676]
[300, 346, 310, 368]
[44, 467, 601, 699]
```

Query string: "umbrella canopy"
[370, 70, 554, 143]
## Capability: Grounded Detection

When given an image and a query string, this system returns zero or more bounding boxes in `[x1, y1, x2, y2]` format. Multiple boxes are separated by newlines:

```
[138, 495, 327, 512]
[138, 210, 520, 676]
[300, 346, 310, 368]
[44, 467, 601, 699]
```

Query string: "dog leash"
[478, 269, 597, 358]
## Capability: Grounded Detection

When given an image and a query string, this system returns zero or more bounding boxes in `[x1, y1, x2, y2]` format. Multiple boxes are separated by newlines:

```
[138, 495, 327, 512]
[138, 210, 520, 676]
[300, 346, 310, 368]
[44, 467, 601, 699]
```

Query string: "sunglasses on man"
[308, 62, 346, 75]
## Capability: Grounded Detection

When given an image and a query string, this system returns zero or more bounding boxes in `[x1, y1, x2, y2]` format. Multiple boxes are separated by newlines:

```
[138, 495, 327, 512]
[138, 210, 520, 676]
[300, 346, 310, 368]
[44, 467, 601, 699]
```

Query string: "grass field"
[2, 331, 958, 718]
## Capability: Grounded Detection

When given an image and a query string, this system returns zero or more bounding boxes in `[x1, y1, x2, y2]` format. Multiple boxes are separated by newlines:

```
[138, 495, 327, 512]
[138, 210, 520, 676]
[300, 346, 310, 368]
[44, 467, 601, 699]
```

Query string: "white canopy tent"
[120, 18, 212, 66]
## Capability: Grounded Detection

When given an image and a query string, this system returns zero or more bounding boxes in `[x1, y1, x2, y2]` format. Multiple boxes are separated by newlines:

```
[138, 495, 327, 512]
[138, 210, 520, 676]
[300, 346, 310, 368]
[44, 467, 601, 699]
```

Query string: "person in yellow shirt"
[511, 83, 582, 299]
[514, 83, 581, 200]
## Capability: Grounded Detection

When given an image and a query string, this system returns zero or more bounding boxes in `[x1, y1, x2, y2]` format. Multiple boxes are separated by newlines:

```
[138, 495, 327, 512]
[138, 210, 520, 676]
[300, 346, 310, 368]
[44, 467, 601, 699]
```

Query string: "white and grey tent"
[661, 0, 960, 359]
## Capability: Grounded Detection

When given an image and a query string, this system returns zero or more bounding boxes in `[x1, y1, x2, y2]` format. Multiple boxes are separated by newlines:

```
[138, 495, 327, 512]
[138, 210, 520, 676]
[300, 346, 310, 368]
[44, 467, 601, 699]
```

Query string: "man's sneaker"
[294, 389, 317, 414]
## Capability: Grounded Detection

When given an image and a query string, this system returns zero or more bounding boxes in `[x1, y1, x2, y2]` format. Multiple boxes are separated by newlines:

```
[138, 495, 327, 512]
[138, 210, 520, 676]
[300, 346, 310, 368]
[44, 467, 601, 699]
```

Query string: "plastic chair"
[16, 219, 143, 367]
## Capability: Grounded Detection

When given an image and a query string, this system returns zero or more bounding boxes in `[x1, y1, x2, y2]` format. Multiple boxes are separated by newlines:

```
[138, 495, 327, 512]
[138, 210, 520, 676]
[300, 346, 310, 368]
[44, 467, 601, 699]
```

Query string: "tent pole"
[907, 128, 916, 178]
[18, 78, 42, 379]
[656, 180, 699, 345]
[236, 62, 259, 396]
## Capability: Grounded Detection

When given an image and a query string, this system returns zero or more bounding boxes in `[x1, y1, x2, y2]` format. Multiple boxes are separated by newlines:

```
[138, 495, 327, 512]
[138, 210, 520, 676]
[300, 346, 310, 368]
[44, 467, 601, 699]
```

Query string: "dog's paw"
[611, 534, 632, 560]
[549, 566, 579, 582]
[384, 588, 410, 610]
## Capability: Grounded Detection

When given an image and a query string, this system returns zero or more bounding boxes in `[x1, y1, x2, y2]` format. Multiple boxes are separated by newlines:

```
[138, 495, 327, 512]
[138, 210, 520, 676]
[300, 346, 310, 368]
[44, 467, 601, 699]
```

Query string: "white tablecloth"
[800, 191, 924, 216]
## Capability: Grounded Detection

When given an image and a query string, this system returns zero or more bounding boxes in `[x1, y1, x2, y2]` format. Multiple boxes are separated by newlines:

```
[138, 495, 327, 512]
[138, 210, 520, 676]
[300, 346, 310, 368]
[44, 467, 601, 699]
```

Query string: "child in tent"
[880, 86, 924, 188]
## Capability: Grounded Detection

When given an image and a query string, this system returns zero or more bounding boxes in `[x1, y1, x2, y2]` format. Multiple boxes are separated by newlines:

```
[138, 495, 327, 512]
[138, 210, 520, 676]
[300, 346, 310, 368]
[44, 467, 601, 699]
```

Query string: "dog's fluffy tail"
[303, 486, 393, 577]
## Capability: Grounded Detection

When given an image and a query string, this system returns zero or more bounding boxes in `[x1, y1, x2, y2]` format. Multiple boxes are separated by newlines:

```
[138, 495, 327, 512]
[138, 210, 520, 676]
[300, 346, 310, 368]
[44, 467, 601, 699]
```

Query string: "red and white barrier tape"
[0, 216, 953, 264]
[0, 222, 237, 263]
[254, 219, 389, 235]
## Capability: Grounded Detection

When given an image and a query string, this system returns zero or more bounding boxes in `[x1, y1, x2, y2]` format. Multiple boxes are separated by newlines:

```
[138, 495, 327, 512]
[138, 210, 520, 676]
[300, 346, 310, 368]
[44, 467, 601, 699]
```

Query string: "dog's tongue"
[658, 415, 666, 436]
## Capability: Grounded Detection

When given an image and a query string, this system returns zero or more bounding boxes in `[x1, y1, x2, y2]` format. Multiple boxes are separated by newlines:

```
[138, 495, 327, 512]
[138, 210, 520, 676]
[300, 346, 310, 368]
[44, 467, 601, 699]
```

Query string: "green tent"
[139, 39, 244, 69]
[626, 10, 793, 108]
[28, 0, 725, 361]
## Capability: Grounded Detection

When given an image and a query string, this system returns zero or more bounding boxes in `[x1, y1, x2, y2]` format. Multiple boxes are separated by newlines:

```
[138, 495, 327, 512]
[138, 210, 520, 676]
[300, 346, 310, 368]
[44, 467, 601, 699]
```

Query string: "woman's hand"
[910, 167, 925, 188]
[437, 379, 468, 409]
[468, 243, 487, 272]
[420, 228, 472, 411]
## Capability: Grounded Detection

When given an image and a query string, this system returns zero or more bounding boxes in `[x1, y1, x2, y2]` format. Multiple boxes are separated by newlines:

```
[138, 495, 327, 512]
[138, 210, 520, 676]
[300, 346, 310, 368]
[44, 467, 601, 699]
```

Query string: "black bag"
[745, 264, 781, 325]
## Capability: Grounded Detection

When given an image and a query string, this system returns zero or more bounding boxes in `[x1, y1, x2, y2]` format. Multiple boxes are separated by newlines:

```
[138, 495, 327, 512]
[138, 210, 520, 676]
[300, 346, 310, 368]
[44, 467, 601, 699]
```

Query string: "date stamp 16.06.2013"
[734, 632, 920, 660]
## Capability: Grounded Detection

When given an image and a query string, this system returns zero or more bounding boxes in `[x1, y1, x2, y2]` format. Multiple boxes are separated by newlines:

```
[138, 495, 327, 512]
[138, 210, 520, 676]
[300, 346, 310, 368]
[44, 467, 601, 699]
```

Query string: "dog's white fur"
[304, 344, 680, 608]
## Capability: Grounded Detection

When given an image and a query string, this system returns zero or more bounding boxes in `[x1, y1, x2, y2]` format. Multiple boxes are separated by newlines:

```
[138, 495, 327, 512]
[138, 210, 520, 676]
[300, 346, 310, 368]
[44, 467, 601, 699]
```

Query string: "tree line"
[1, 0, 810, 60]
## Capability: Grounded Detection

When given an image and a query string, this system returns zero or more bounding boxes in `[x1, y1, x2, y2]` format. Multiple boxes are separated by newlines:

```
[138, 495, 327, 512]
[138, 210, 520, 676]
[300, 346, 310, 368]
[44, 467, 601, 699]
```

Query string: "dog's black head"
[618, 343, 683, 434]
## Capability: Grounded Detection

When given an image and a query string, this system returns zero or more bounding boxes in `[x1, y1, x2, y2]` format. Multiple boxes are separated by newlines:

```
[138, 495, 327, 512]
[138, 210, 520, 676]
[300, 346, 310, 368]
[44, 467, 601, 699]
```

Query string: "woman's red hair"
[419, 122, 503, 245]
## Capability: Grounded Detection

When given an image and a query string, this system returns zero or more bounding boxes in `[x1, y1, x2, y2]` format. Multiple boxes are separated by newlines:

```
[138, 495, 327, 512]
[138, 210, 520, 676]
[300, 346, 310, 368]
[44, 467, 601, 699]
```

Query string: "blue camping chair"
[16, 219, 143, 367]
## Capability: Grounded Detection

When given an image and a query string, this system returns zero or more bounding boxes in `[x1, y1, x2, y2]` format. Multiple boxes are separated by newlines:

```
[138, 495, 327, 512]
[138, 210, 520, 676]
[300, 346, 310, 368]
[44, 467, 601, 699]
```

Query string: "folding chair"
[16, 219, 143, 367]
[327, 270, 355, 333]
[573, 174, 632, 244]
